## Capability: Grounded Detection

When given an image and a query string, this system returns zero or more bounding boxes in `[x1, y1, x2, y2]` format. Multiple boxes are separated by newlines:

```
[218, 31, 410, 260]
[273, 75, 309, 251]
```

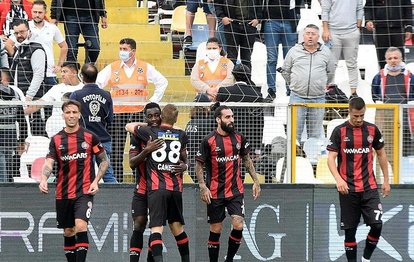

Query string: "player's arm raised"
[242, 154, 261, 200]
[39, 158, 55, 194]
[88, 150, 109, 195]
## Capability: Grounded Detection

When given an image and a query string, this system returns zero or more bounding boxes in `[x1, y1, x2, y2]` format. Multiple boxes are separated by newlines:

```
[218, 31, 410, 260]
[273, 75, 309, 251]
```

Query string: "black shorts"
[339, 189, 383, 230]
[207, 194, 244, 224]
[131, 192, 148, 218]
[56, 195, 94, 229]
[147, 190, 185, 228]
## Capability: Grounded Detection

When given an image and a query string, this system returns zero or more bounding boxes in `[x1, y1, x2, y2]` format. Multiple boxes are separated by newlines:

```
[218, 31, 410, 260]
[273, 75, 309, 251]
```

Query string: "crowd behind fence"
[1, 100, 412, 184]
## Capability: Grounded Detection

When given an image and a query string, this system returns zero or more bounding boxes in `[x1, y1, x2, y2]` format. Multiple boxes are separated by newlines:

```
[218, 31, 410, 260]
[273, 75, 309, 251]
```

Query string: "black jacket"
[365, 0, 412, 30]
[215, 0, 263, 21]
[51, 0, 107, 22]
[261, 0, 303, 26]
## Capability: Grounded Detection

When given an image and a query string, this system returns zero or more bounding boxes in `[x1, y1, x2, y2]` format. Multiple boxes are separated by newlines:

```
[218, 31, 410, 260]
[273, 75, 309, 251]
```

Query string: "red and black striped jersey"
[47, 127, 105, 200]
[129, 126, 147, 195]
[327, 121, 384, 192]
[136, 125, 188, 192]
[196, 130, 250, 199]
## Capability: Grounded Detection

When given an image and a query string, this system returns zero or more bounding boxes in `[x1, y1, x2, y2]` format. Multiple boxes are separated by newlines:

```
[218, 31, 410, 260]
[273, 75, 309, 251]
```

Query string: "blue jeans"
[64, 15, 100, 63]
[97, 141, 117, 183]
[264, 20, 297, 93]
[290, 92, 325, 143]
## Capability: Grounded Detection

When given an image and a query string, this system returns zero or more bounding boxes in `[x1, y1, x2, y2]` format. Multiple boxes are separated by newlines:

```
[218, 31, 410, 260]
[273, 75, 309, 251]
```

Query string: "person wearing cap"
[216, 63, 265, 157]
[190, 37, 234, 101]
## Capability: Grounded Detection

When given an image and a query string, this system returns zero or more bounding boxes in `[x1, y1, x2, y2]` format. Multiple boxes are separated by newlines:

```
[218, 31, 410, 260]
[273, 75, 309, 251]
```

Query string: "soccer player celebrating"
[39, 100, 109, 262]
[135, 104, 190, 262]
[327, 97, 391, 262]
[128, 102, 163, 262]
[195, 104, 261, 262]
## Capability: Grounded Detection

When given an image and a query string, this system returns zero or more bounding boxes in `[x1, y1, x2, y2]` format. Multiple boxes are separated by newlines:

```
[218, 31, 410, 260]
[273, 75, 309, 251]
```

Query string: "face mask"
[206, 49, 220, 61]
[385, 63, 404, 72]
[119, 50, 131, 62]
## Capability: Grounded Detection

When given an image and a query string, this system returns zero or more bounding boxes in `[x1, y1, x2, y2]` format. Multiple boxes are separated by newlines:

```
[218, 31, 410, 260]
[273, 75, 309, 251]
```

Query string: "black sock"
[174, 231, 189, 262]
[64, 235, 76, 262]
[208, 231, 221, 262]
[149, 232, 163, 262]
[75, 231, 89, 262]
[363, 234, 379, 259]
[147, 247, 155, 262]
[130, 229, 144, 262]
[344, 241, 357, 261]
[226, 229, 242, 262]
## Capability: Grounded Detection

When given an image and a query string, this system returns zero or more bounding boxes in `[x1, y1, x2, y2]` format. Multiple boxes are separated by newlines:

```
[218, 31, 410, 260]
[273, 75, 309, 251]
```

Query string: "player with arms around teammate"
[195, 104, 261, 262]
[39, 100, 109, 262]
[135, 104, 190, 262]
[327, 97, 391, 262]
[128, 102, 163, 262]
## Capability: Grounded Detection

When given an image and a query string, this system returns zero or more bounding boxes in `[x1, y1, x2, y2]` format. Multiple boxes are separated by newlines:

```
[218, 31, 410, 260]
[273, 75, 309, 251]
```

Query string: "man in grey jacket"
[282, 24, 334, 143]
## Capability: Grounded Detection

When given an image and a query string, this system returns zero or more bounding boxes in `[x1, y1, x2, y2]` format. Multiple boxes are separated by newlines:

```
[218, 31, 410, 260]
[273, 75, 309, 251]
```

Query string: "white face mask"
[206, 49, 220, 61]
[119, 50, 131, 62]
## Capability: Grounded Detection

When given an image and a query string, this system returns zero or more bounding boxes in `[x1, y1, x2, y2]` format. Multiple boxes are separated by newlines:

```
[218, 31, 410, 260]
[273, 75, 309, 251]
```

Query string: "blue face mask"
[385, 63, 404, 72]
[119, 50, 131, 62]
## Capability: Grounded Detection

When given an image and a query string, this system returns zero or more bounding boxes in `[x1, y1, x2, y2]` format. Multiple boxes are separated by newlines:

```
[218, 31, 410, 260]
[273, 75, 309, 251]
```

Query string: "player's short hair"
[120, 38, 136, 50]
[12, 19, 29, 30]
[349, 97, 365, 111]
[80, 63, 98, 83]
[161, 104, 178, 125]
[213, 103, 231, 119]
[62, 99, 81, 111]
[144, 102, 161, 116]
[62, 61, 80, 73]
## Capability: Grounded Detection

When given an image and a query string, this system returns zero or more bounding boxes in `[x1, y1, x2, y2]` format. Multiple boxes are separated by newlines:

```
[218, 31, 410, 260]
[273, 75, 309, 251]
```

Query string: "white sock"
[361, 257, 370, 262]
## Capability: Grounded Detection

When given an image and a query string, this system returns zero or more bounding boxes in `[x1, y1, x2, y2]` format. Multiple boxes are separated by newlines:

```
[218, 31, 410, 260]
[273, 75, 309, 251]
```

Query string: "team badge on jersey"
[367, 135, 373, 144]
[236, 143, 241, 150]
[81, 142, 89, 149]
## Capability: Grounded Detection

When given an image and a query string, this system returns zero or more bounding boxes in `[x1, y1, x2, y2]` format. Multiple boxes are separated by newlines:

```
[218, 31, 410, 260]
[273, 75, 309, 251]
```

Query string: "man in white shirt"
[24, 62, 83, 137]
[6, 0, 68, 90]
[96, 37, 168, 182]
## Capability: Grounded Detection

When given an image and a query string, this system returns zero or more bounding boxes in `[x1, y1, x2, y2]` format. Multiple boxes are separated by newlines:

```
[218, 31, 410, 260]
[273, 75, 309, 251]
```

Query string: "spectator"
[0, 70, 27, 182]
[262, 0, 302, 100]
[185, 93, 214, 181]
[0, 0, 32, 41]
[183, 0, 216, 46]
[70, 63, 116, 183]
[24, 62, 83, 137]
[372, 46, 414, 158]
[96, 38, 168, 182]
[10, 19, 47, 136]
[190, 37, 234, 101]
[6, 0, 68, 92]
[321, 0, 363, 97]
[281, 24, 334, 143]
[50, 0, 107, 63]
[214, 0, 262, 68]
[216, 63, 265, 158]
[365, 0, 413, 69]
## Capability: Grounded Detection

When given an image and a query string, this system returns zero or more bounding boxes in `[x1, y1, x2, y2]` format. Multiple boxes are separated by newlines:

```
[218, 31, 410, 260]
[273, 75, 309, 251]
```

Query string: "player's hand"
[381, 181, 391, 198]
[252, 182, 261, 200]
[39, 180, 48, 194]
[145, 137, 164, 153]
[336, 179, 349, 195]
[87, 182, 99, 195]
[199, 184, 212, 204]
[171, 162, 187, 174]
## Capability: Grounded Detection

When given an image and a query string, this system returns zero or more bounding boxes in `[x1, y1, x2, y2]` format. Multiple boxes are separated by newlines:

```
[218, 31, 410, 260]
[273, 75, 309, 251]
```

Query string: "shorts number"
[151, 141, 181, 163]
[374, 210, 382, 221]
[86, 201, 93, 219]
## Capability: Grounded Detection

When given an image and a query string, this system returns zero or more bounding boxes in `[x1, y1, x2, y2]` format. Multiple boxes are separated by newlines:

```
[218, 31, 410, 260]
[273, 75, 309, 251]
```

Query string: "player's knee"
[64, 227, 76, 237]
[210, 223, 223, 233]
[133, 216, 148, 232]
[369, 223, 382, 238]
[169, 222, 184, 236]
[344, 227, 357, 242]
[231, 215, 244, 231]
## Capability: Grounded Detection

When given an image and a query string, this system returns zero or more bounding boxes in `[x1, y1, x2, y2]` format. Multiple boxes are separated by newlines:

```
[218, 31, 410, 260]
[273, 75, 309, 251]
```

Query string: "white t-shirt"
[42, 82, 83, 115]
[10, 20, 65, 77]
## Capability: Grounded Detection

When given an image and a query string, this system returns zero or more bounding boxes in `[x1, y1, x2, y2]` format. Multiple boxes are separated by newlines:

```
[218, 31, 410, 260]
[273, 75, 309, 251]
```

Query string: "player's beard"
[221, 122, 235, 134]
